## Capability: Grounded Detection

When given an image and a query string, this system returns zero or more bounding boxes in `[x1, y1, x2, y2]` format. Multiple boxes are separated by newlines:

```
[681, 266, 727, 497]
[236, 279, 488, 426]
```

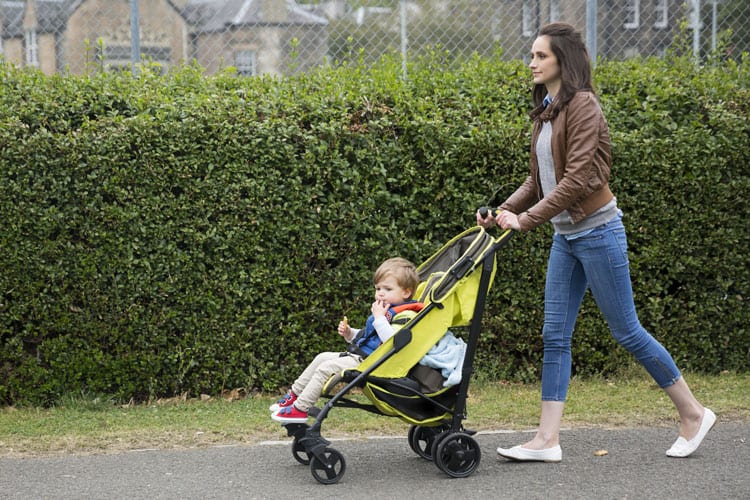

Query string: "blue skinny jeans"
[541, 215, 681, 401]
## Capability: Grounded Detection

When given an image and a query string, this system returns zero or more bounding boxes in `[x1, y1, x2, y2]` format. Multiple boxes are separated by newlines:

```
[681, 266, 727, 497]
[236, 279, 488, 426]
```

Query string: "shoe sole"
[521, 457, 561, 463]
[271, 416, 308, 423]
[498, 455, 562, 463]
[497, 448, 562, 463]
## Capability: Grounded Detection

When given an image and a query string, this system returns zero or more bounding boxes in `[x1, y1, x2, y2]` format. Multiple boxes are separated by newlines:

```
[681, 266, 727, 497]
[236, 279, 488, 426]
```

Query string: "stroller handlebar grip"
[478, 206, 499, 219]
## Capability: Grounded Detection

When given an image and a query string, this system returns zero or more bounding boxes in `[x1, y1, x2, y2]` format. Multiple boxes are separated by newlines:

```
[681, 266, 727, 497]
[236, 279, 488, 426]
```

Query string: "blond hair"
[373, 257, 419, 299]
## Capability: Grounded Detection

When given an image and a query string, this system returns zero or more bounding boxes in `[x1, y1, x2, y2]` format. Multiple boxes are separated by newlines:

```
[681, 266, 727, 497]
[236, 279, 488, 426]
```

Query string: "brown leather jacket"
[500, 91, 614, 232]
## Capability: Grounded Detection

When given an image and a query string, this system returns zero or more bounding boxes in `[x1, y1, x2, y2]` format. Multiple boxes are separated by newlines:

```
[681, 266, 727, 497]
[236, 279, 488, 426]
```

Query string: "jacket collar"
[532, 103, 555, 122]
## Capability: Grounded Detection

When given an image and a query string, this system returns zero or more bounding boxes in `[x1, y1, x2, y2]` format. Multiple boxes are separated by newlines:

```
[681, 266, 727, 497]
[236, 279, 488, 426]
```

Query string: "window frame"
[624, 0, 640, 30]
[654, 0, 668, 29]
[235, 50, 257, 77]
[25, 30, 39, 67]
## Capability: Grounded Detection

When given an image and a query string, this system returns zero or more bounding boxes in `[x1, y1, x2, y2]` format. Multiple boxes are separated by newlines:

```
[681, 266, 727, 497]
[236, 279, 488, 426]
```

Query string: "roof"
[1, 1, 25, 38]
[37, 0, 76, 33]
[1, 0, 77, 36]
[0, 0, 327, 40]
[182, 0, 328, 33]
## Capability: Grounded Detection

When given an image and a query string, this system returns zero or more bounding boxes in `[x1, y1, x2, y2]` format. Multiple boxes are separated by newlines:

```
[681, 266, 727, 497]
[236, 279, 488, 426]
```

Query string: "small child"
[271, 257, 423, 423]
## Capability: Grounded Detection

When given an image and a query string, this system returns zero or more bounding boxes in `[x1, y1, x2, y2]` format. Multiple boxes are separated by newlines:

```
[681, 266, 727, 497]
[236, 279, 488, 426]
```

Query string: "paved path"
[1, 423, 747, 499]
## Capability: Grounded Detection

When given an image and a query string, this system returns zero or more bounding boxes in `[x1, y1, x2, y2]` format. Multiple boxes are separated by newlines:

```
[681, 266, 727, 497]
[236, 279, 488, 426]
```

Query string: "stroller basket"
[282, 226, 514, 484]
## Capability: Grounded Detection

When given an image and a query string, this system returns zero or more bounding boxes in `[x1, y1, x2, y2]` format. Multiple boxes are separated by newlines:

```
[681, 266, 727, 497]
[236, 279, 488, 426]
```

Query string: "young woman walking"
[478, 22, 715, 462]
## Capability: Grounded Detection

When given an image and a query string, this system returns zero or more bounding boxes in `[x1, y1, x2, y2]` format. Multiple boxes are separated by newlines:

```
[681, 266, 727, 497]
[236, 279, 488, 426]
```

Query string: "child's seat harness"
[347, 301, 424, 358]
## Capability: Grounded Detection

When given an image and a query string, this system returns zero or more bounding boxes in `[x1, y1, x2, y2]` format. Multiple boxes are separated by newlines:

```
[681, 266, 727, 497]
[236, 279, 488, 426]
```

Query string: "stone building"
[182, 0, 328, 76]
[0, 0, 328, 75]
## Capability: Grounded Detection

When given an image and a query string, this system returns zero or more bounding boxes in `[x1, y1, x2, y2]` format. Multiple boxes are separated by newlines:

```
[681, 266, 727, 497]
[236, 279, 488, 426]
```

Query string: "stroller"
[282, 225, 514, 484]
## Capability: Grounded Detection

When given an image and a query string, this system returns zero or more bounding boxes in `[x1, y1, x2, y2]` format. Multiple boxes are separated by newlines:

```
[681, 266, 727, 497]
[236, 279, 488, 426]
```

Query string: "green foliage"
[0, 53, 747, 405]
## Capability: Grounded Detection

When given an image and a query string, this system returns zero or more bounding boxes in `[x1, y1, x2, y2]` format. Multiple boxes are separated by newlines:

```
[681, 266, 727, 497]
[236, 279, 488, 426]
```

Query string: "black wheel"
[291, 435, 311, 465]
[310, 448, 346, 485]
[433, 432, 481, 478]
[430, 429, 453, 463]
[407, 425, 443, 461]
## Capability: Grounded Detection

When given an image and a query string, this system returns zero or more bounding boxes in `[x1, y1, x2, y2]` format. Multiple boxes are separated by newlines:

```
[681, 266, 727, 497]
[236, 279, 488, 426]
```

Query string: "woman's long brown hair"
[531, 23, 595, 120]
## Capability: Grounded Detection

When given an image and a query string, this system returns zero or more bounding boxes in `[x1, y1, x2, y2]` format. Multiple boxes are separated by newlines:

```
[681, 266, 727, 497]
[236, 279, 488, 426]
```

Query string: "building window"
[549, 0, 560, 22]
[522, 0, 538, 37]
[235, 50, 257, 76]
[624, 0, 640, 29]
[25, 30, 39, 67]
[654, 0, 668, 28]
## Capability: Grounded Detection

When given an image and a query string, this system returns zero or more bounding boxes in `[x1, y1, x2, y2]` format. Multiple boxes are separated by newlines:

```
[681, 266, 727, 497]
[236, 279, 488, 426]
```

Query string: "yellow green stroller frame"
[282, 226, 514, 484]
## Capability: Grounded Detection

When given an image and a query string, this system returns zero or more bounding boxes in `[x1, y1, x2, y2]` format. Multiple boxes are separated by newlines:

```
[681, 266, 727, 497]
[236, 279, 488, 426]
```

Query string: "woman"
[477, 22, 714, 462]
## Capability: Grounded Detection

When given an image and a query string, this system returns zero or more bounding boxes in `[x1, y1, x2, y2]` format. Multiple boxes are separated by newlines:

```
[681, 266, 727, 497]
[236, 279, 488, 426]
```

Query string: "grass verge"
[1, 368, 747, 458]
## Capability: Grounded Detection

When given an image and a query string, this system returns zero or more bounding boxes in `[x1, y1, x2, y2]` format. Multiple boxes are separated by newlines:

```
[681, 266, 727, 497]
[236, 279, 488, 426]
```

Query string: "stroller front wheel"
[310, 447, 346, 484]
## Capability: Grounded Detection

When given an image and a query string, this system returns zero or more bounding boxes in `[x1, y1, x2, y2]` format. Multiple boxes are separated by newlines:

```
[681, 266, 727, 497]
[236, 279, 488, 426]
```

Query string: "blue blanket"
[418, 331, 467, 387]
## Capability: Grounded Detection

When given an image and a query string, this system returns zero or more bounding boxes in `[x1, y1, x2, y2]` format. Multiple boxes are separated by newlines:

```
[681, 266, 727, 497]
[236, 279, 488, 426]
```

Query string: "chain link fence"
[1, 1, 749, 76]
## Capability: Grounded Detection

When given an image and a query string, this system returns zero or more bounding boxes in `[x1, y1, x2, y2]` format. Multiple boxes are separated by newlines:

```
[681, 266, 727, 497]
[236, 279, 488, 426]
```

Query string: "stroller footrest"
[341, 369, 364, 385]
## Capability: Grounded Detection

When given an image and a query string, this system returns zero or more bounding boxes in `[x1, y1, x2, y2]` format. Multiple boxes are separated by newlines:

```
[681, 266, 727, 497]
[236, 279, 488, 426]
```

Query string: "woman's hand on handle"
[497, 210, 521, 230]
[476, 206, 519, 230]
[476, 207, 499, 229]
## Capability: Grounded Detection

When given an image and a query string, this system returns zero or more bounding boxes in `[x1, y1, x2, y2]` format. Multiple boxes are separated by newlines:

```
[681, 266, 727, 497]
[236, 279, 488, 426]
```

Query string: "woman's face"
[530, 35, 561, 95]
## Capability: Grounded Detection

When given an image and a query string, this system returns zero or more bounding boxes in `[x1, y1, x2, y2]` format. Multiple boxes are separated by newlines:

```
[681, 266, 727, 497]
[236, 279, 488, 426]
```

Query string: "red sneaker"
[269, 391, 297, 412]
[271, 404, 309, 423]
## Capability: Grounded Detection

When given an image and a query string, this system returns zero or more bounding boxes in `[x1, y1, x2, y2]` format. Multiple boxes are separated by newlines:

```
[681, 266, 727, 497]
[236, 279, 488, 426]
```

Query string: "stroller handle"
[477, 206, 498, 219]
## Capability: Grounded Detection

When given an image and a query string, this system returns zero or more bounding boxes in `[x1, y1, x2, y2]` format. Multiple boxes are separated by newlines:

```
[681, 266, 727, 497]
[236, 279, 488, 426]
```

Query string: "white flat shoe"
[497, 444, 562, 463]
[666, 407, 716, 458]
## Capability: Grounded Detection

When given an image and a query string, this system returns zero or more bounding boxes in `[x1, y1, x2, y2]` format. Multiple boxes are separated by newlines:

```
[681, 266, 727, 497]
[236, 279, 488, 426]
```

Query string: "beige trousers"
[291, 351, 362, 412]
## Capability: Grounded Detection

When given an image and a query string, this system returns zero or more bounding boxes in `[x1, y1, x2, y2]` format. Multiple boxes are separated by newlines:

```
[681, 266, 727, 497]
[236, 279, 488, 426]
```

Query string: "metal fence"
[1, 1, 749, 77]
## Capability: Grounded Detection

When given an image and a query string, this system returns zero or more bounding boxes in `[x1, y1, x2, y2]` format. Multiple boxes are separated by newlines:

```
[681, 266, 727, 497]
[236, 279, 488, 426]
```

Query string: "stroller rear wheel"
[310, 447, 346, 484]
[407, 424, 449, 461]
[433, 432, 481, 478]
[291, 434, 311, 465]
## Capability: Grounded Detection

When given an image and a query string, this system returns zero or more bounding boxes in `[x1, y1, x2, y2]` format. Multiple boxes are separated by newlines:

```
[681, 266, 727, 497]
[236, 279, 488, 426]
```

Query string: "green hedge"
[0, 52, 748, 405]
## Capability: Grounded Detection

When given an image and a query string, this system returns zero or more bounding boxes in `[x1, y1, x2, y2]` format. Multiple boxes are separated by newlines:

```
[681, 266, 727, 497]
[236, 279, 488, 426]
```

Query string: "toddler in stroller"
[270, 257, 424, 423]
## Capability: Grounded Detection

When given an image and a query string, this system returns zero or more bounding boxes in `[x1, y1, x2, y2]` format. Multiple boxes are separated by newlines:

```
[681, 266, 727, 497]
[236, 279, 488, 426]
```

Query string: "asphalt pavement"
[1, 422, 747, 499]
